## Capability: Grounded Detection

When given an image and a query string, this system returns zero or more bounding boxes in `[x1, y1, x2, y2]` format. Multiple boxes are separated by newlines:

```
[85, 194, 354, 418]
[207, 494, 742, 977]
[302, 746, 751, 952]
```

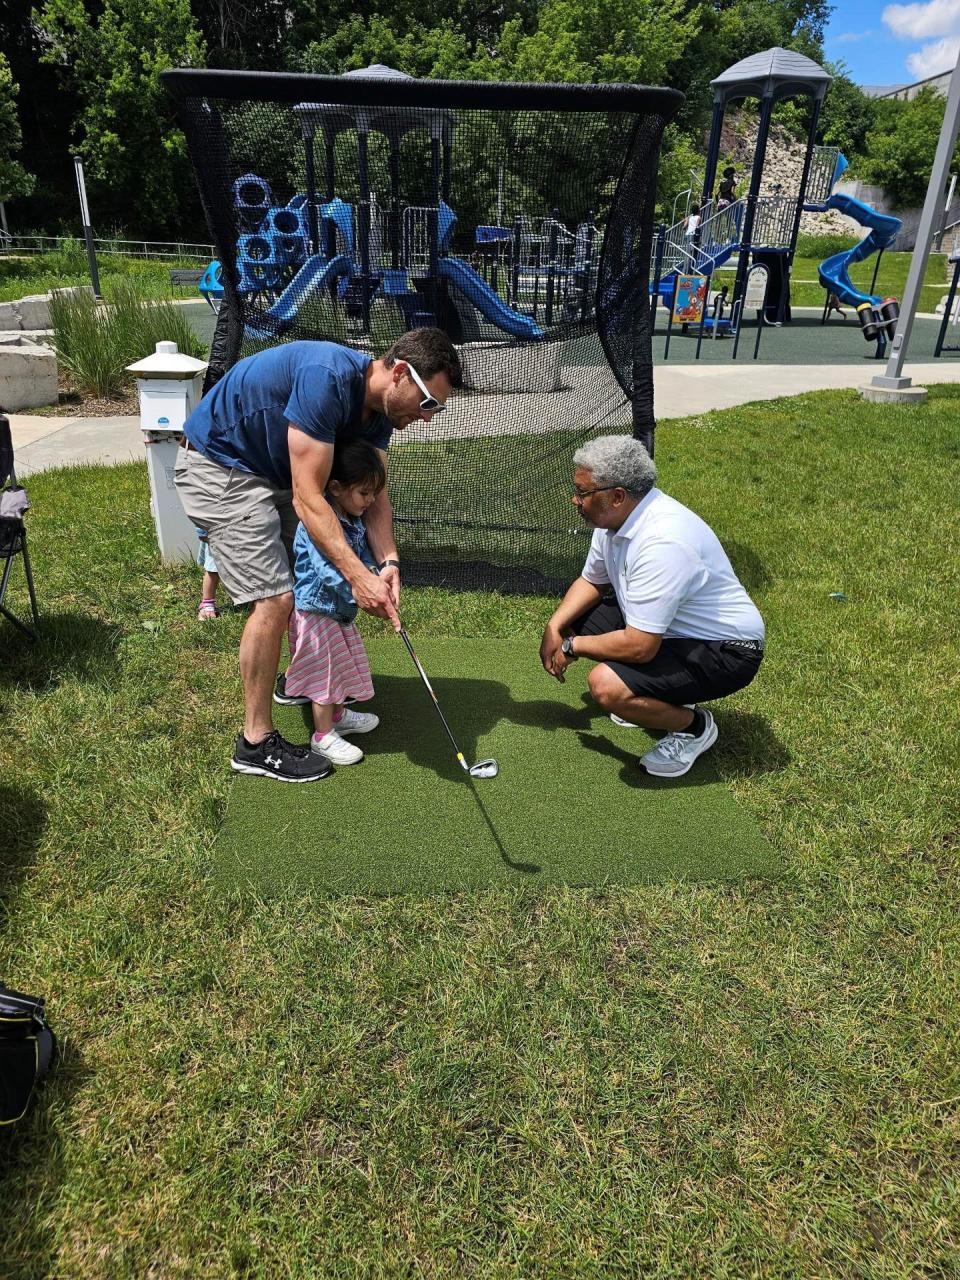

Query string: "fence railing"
[0, 234, 214, 261]
[806, 146, 841, 206]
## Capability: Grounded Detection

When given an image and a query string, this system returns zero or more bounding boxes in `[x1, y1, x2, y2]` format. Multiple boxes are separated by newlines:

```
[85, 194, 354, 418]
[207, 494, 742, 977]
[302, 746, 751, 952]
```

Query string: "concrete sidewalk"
[8, 358, 960, 475]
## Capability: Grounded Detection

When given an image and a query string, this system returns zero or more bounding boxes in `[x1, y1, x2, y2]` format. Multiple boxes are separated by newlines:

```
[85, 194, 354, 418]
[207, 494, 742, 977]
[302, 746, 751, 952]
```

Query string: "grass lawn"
[1, 386, 959, 1275]
[0, 251, 205, 305]
[709, 250, 951, 311]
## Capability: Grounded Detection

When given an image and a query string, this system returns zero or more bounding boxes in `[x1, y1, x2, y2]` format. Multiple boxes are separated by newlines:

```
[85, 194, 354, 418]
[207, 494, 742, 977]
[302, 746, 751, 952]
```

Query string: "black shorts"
[572, 598, 763, 706]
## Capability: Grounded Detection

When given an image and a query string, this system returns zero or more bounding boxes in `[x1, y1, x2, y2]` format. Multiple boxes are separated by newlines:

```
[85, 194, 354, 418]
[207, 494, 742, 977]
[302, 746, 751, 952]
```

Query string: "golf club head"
[468, 758, 499, 779]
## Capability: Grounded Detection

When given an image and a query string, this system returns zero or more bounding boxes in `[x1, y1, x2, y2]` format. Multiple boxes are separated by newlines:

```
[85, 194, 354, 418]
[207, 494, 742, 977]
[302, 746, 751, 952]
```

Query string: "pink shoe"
[197, 602, 219, 621]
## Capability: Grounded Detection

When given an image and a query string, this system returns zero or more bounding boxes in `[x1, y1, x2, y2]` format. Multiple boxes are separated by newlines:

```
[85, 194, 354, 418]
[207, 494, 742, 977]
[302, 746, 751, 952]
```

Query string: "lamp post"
[72, 155, 102, 299]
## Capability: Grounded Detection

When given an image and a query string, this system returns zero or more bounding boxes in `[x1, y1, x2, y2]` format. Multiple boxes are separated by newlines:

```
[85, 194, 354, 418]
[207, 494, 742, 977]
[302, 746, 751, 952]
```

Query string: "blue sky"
[823, 0, 960, 85]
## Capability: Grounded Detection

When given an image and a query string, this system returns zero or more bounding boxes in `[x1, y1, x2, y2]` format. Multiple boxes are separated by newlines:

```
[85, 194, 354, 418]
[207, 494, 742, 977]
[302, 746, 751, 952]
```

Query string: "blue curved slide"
[265, 253, 352, 325]
[439, 257, 544, 339]
[818, 193, 902, 307]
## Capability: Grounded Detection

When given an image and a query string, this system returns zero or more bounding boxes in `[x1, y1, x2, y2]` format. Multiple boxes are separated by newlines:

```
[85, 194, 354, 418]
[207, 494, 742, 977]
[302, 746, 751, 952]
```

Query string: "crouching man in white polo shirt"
[540, 435, 765, 778]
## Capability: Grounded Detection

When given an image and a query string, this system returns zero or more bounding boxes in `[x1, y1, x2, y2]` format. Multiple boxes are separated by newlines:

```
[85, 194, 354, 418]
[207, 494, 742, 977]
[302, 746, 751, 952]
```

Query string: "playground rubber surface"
[215, 639, 778, 897]
[182, 303, 950, 370]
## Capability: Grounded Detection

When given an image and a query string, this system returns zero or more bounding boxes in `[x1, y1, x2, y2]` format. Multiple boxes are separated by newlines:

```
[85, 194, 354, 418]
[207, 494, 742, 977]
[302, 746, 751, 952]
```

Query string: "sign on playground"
[672, 275, 708, 324]
[744, 264, 769, 311]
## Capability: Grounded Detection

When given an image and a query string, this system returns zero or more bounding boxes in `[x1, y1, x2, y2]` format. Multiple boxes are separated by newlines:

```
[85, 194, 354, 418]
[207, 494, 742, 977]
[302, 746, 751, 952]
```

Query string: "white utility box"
[127, 341, 208, 565]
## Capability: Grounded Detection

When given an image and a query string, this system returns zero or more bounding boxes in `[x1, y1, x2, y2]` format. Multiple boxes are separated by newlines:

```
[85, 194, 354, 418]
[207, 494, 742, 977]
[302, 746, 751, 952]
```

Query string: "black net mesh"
[164, 70, 681, 593]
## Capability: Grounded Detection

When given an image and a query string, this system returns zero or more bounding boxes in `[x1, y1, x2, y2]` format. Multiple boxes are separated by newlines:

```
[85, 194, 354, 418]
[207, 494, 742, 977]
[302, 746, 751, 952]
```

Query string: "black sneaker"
[231, 730, 333, 782]
[273, 673, 311, 706]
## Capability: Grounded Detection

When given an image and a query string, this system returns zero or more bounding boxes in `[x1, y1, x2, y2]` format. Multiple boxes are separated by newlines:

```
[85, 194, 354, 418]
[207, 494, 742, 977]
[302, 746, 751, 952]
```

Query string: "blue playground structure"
[651, 48, 903, 359]
[197, 66, 599, 343]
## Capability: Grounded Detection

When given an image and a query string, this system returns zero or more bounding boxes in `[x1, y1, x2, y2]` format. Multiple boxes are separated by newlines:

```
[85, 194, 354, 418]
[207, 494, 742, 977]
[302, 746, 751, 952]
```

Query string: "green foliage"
[294, 290, 350, 345]
[50, 279, 205, 397]
[501, 0, 700, 85]
[860, 88, 960, 208]
[35, 0, 206, 234]
[0, 51, 34, 202]
[818, 61, 876, 162]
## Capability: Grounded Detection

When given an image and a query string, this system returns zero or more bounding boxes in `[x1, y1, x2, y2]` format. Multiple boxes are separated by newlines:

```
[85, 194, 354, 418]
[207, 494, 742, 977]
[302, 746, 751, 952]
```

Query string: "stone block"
[16, 294, 52, 330]
[0, 334, 58, 410]
[0, 301, 22, 331]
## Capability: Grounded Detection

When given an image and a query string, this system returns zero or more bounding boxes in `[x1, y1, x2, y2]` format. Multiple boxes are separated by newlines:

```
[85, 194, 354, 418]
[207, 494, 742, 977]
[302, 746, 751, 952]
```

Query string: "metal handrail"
[0, 234, 214, 260]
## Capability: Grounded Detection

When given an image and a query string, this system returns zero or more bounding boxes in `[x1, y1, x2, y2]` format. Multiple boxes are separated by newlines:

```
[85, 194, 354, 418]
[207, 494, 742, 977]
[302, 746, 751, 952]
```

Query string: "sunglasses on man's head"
[405, 362, 447, 415]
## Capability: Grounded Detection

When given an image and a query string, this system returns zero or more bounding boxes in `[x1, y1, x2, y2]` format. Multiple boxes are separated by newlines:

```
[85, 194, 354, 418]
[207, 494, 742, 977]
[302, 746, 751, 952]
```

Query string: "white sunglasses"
[404, 362, 447, 415]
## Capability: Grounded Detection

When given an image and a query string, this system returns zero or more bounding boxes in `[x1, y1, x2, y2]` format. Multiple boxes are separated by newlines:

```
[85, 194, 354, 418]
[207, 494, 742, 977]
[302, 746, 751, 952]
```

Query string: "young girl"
[282, 439, 384, 766]
[196, 530, 221, 620]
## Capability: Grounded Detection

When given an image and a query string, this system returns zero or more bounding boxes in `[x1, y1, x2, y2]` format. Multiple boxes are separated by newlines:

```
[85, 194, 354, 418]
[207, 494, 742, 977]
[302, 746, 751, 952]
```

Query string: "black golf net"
[164, 69, 681, 593]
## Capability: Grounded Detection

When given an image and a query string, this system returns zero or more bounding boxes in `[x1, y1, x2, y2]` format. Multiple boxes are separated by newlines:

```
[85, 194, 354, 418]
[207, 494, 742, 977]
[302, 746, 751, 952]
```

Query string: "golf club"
[397, 626, 499, 779]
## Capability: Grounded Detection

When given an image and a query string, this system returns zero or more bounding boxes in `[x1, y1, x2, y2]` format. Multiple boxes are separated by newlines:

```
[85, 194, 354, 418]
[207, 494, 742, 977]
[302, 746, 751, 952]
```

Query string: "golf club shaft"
[398, 627, 470, 771]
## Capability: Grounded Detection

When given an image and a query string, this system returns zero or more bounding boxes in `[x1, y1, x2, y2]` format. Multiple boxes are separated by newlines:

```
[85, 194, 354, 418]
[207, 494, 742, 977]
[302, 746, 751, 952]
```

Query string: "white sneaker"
[311, 730, 364, 765]
[640, 710, 718, 778]
[336, 707, 379, 735]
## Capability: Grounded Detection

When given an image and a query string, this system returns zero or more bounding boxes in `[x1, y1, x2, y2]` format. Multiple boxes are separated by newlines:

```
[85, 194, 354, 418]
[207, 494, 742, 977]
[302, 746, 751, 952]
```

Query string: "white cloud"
[882, 0, 960, 40]
[833, 29, 876, 41]
[905, 32, 960, 73]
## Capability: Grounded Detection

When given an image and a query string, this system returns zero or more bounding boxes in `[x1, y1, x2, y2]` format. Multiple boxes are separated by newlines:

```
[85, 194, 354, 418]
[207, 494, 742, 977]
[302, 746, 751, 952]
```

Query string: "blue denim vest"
[292, 506, 376, 623]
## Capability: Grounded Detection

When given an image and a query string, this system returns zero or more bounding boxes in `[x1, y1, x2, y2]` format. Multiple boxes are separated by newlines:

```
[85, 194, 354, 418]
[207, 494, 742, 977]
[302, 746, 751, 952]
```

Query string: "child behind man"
[282, 439, 384, 766]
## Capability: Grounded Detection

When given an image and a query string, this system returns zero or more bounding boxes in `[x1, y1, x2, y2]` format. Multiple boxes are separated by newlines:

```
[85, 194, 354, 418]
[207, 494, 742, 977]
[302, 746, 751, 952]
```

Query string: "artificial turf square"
[216, 639, 779, 895]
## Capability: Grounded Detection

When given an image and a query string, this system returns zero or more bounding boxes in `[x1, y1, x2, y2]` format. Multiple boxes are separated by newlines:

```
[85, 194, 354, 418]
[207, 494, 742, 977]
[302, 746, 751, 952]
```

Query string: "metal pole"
[870, 49, 960, 390]
[936, 172, 956, 250]
[72, 155, 102, 299]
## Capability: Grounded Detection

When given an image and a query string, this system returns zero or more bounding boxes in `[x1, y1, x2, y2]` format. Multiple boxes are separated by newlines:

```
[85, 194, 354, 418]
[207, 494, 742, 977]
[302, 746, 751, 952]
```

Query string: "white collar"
[610, 487, 660, 541]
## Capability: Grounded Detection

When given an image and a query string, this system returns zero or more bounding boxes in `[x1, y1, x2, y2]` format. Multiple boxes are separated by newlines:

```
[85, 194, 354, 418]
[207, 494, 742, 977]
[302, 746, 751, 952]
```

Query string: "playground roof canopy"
[711, 46, 832, 104]
[293, 64, 456, 144]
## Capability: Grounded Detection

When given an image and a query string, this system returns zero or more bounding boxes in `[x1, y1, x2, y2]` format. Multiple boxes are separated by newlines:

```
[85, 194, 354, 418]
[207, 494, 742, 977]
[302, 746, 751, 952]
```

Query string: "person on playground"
[285, 439, 384, 768]
[716, 166, 737, 210]
[539, 436, 765, 778]
[174, 327, 462, 782]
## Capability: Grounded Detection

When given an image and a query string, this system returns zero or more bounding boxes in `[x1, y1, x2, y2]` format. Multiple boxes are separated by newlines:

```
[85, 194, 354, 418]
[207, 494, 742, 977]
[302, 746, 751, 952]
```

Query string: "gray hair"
[572, 435, 657, 498]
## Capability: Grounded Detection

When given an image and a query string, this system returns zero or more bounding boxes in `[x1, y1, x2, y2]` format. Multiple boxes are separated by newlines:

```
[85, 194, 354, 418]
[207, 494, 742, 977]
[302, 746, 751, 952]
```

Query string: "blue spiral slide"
[817, 192, 902, 307]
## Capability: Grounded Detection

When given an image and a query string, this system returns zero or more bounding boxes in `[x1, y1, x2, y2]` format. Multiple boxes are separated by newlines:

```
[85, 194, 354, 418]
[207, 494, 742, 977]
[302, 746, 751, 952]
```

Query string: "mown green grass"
[0, 251, 205, 305]
[1, 387, 958, 1277]
[709, 250, 951, 311]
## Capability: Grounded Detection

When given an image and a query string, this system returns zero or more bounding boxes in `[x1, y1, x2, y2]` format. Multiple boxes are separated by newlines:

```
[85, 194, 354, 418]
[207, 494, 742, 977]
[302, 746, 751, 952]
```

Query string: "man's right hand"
[540, 623, 563, 678]
[353, 568, 402, 631]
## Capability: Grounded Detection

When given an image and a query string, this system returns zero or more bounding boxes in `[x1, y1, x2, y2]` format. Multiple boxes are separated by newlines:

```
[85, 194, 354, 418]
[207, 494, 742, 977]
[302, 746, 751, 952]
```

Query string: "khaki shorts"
[173, 445, 298, 605]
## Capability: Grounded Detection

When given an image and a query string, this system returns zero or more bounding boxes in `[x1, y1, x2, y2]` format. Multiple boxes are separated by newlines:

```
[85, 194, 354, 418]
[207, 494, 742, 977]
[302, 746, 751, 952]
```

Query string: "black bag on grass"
[0, 983, 56, 1129]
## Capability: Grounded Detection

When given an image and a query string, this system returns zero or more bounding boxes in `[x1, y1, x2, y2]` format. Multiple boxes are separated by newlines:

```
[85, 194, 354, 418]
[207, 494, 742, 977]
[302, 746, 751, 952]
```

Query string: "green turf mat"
[216, 639, 779, 895]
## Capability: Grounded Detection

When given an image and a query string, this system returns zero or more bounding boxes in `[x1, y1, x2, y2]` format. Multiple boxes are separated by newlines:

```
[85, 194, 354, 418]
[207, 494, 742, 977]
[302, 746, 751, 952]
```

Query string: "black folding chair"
[0, 413, 40, 638]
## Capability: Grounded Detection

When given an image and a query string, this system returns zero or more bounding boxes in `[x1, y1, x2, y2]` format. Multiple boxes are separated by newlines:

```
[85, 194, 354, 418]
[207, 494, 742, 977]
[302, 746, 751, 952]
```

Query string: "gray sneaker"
[640, 710, 718, 778]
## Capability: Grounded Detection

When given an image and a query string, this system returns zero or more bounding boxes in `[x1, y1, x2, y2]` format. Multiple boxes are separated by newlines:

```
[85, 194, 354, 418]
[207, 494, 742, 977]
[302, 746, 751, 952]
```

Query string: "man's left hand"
[380, 564, 401, 610]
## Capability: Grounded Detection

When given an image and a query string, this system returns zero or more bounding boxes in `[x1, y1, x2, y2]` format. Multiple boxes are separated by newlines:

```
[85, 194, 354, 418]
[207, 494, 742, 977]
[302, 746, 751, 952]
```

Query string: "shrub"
[50, 279, 206, 398]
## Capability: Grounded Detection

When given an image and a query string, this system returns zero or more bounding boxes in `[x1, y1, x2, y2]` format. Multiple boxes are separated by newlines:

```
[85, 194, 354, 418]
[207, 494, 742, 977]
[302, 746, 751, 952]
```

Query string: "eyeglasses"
[572, 484, 622, 501]
[405, 362, 447, 415]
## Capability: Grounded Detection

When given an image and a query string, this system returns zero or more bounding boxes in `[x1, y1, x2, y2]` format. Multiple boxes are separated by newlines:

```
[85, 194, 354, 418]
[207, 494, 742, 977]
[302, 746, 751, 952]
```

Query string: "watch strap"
[378, 558, 401, 571]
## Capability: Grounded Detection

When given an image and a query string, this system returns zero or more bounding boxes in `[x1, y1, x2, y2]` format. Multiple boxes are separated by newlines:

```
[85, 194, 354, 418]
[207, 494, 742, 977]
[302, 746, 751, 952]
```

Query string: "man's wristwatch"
[378, 558, 401, 571]
[561, 636, 578, 660]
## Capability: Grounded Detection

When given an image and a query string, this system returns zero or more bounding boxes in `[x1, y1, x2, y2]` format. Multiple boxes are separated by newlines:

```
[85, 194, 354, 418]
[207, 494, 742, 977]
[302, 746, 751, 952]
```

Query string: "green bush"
[50, 279, 206, 398]
[795, 232, 860, 259]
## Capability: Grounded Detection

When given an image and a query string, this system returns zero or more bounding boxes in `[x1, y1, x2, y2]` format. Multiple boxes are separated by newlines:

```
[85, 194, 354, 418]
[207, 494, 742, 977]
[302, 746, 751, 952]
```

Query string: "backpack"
[0, 984, 56, 1128]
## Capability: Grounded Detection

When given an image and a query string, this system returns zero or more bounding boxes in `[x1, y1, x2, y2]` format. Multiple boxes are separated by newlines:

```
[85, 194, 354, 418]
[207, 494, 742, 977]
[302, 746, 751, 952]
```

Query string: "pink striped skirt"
[284, 610, 374, 706]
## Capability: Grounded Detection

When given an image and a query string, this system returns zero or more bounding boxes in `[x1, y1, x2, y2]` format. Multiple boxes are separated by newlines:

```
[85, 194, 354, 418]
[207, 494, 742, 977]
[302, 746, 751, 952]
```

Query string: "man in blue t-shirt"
[174, 328, 462, 782]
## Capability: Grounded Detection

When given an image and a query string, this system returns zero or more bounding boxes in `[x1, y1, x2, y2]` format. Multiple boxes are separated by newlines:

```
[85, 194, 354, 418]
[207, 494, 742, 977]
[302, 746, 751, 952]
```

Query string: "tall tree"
[0, 53, 35, 205]
[36, 0, 207, 235]
[860, 87, 960, 208]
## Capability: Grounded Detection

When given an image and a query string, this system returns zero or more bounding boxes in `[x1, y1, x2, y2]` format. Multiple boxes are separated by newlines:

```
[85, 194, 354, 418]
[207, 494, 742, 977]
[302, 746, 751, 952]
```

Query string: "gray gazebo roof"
[711, 47, 833, 103]
[294, 64, 456, 143]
